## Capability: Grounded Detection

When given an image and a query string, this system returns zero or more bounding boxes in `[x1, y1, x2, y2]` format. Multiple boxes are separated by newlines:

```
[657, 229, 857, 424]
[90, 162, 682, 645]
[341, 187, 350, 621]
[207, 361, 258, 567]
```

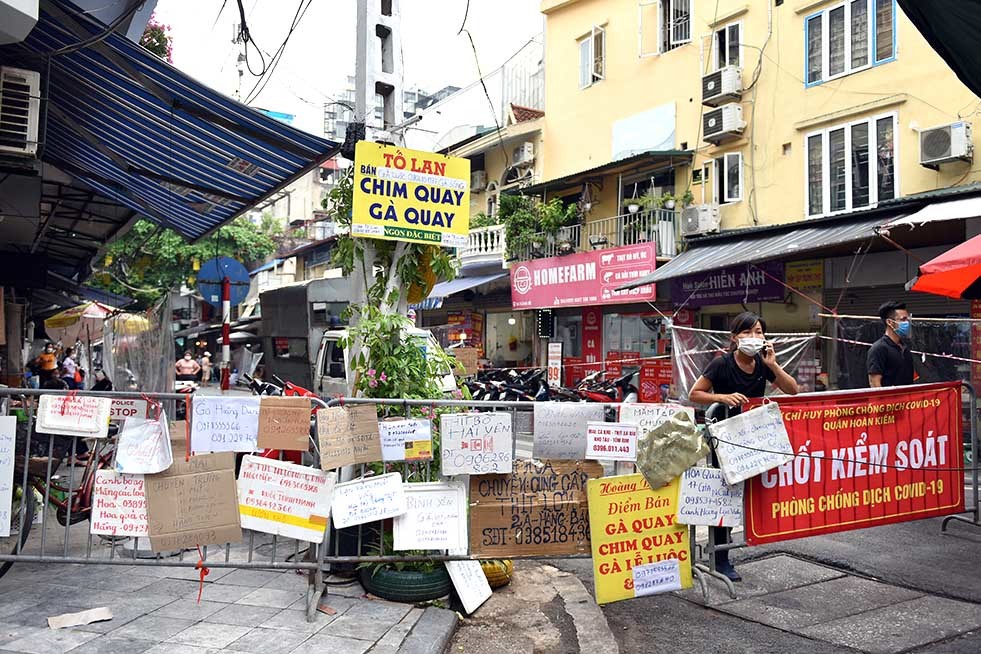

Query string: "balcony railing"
[512, 209, 678, 262]
[460, 224, 507, 269]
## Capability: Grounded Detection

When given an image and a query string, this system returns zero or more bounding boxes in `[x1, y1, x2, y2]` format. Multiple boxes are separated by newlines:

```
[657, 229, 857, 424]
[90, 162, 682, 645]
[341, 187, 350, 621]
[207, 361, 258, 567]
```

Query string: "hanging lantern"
[104, 254, 113, 266]
[188, 275, 196, 285]
[192, 257, 201, 271]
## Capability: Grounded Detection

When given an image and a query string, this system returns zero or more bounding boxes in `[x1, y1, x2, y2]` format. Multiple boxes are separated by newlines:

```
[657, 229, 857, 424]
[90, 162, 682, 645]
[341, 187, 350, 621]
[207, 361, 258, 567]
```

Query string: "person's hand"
[718, 392, 748, 407]
[762, 341, 777, 367]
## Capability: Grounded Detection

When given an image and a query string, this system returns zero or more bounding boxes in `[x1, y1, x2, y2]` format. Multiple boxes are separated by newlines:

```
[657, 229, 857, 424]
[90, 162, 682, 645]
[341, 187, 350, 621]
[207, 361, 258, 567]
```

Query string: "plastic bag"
[636, 409, 710, 489]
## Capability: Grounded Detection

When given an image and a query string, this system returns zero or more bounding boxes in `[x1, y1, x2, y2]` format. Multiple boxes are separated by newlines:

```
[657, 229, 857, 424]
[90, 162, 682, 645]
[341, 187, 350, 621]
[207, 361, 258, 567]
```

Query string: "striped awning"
[3, 0, 338, 241]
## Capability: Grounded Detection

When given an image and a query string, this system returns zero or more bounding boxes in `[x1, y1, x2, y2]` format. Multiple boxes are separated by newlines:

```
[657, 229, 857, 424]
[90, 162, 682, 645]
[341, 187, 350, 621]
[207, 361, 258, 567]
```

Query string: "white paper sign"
[547, 342, 562, 387]
[440, 412, 513, 475]
[115, 415, 173, 474]
[379, 419, 432, 462]
[330, 473, 407, 529]
[237, 456, 336, 543]
[619, 403, 695, 435]
[633, 559, 682, 597]
[90, 470, 149, 537]
[708, 402, 794, 485]
[37, 395, 111, 438]
[446, 560, 492, 614]
[109, 398, 149, 422]
[0, 417, 15, 537]
[676, 467, 743, 527]
[585, 422, 638, 461]
[393, 482, 467, 551]
[532, 403, 605, 460]
[190, 396, 261, 452]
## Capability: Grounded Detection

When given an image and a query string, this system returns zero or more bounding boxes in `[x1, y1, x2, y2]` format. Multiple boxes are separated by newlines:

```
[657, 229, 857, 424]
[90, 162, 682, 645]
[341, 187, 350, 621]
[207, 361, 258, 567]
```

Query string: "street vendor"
[688, 311, 799, 581]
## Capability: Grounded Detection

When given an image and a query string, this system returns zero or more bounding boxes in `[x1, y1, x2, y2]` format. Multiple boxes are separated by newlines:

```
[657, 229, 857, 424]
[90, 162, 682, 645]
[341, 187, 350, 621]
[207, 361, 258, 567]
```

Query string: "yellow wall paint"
[541, 0, 981, 232]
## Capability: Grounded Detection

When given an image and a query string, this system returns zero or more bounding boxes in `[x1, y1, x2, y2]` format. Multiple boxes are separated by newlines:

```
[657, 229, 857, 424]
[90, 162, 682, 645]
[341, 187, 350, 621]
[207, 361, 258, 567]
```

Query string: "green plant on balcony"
[500, 194, 578, 260]
[470, 212, 500, 229]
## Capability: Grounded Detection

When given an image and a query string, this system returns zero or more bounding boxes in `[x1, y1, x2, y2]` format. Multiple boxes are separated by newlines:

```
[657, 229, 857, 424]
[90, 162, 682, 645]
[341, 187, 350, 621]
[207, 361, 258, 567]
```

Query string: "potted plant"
[659, 192, 677, 210]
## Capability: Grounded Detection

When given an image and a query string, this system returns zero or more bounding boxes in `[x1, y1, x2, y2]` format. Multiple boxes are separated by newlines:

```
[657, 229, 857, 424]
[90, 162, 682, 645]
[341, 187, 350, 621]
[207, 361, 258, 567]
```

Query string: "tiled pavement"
[0, 560, 456, 653]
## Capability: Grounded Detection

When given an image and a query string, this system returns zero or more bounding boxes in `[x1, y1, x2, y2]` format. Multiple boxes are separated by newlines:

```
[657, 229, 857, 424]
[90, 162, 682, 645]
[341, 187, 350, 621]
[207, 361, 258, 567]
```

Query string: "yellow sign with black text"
[352, 142, 470, 247]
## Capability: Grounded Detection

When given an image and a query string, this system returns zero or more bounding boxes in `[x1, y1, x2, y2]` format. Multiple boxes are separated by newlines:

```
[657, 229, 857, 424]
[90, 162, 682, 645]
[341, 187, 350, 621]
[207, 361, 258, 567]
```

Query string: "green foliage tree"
[88, 217, 277, 309]
[140, 15, 173, 62]
[498, 193, 579, 260]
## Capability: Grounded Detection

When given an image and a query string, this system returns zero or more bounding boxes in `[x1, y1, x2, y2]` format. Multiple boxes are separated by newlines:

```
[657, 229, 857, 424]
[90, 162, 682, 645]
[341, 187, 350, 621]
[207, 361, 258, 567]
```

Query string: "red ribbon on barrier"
[184, 397, 191, 462]
[195, 545, 210, 603]
[141, 393, 162, 421]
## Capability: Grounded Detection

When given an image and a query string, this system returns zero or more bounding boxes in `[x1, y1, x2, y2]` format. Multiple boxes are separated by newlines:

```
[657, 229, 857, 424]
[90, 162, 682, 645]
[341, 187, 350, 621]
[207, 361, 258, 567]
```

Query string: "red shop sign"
[640, 360, 672, 403]
[511, 243, 656, 310]
[744, 382, 964, 546]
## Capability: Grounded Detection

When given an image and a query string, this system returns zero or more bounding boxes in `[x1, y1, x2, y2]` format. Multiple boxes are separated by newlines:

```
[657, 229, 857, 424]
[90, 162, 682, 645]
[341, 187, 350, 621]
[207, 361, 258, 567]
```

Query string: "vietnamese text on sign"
[190, 397, 261, 452]
[533, 403, 605, 460]
[237, 456, 335, 543]
[440, 412, 513, 475]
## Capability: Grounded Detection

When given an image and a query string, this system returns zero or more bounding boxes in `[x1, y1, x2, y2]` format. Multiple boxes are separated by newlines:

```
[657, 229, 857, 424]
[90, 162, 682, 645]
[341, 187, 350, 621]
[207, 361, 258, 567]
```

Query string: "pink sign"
[510, 243, 656, 310]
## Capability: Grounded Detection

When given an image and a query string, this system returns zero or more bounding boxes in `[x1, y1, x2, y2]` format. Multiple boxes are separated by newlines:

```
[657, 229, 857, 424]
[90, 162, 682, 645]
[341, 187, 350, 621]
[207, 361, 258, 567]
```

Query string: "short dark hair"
[878, 301, 906, 324]
[730, 311, 766, 336]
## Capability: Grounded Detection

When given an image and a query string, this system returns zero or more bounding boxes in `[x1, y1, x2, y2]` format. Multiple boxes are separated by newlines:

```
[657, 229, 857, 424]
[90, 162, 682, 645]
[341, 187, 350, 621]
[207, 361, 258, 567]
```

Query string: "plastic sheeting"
[672, 325, 820, 402]
[102, 301, 173, 393]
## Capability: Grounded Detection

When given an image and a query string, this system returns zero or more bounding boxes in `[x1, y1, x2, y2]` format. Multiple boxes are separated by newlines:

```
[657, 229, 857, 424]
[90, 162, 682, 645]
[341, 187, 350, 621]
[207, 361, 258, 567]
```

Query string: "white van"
[313, 328, 457, 398]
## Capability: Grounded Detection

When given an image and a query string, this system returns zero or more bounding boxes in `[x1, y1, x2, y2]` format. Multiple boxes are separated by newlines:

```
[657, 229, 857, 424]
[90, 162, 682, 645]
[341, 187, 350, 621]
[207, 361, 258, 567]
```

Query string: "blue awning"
[250, 259, 283, 276]
[411, 272, 508, 311]
[4, 0, 338, 241]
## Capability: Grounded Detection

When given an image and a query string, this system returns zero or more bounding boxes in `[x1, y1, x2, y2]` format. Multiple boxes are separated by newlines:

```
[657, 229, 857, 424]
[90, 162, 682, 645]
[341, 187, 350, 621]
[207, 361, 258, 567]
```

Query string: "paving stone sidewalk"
[0, 561, 456, 654]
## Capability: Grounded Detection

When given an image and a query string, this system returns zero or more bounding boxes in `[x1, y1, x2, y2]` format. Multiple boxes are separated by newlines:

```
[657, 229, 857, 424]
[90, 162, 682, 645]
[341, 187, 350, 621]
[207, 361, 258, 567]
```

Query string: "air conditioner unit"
[919, 121, 973, 168]
[470, 170, 488, 191]
[703, 103, 745, 144]
[702, 66, 743, 107]
[0, 66, 40, 157]
[680, 203, 721, 237]
[513, 141, 535, 165]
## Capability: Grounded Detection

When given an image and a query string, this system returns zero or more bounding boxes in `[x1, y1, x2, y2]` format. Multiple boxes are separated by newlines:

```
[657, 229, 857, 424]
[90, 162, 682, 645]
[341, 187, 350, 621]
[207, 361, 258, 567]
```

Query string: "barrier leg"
[943, 383, 981, 532]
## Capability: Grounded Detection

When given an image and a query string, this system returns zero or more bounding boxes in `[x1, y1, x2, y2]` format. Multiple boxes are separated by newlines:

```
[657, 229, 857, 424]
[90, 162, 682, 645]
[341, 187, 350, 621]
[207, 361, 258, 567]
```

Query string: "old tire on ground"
[358, 565, 452, 603]
[480, 559, 513, 588]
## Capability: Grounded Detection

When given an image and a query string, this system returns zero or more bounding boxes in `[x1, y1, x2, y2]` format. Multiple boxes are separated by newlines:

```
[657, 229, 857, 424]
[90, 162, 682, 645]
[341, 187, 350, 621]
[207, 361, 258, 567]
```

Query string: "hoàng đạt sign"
[352, 142, 470, 247]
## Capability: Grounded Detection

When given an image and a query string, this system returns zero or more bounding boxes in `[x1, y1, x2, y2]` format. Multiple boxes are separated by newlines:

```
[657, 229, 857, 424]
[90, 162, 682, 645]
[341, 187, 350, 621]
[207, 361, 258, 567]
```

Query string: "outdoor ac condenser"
[0, 66, 40, 157]
[703, 103, 745, 144]
[702, 66, 743, 107]
[680, 203, 721, 237]
[919, 121, 973, 168]
[470, 170, 488, 191]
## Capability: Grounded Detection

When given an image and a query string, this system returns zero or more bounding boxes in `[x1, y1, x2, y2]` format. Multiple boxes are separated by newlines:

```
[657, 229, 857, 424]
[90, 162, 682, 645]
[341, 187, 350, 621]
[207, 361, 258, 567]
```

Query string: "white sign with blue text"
[190, 396, 261, 452]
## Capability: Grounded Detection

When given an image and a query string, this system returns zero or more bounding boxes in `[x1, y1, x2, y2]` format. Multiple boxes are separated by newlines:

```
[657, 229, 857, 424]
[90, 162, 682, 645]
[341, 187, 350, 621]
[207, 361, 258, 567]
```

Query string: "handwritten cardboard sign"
[90, 470, 148, 538]
[237, 456, 336, 543]
[677, 467, 743, 527]
[446, 560, 492, 615]
[190, 396, 261, 452]
[587, 474, 692, 604]
[0, 417, 15, 537]
[393, 482, 467, 551]
[619, 403, 695, 435]
[452, 347, 479, 376]
[532, 403, 605, 460]
[115, 414, 173, 475]
[37, 394, 110, 438]
[330, 473, 407, 529]
[317, 405, 383, 470]
[440, 412, 513, 475]
[469, 460, 603, 557]
[109, 398, 149, 423]
[708, 402, 793, 485]
[585, 422, 638, 462]
[144, 452, 242, 552]
[380, 419, 433, 462]
[257, 397, 310, 450]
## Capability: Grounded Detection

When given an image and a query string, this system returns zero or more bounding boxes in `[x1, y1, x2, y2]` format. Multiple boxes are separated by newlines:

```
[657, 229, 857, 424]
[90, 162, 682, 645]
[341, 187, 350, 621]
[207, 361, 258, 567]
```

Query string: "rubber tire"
[480, 559, 513, 589]
[358, 565, 452, 603]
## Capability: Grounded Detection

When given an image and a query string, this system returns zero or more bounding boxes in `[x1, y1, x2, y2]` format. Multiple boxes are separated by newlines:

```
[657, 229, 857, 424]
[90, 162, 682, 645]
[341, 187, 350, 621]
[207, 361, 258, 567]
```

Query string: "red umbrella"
[909, 234, 981, 299]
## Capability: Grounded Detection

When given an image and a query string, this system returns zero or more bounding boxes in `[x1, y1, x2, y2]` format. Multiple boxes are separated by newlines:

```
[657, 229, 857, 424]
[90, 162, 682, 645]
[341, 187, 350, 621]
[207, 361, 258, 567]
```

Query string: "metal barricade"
[0, 388, 327, 620]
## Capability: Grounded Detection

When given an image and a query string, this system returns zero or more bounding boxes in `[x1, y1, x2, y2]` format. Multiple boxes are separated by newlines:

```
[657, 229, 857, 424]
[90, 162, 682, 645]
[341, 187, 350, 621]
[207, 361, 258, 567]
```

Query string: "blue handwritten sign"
[190, 397, 261, 452]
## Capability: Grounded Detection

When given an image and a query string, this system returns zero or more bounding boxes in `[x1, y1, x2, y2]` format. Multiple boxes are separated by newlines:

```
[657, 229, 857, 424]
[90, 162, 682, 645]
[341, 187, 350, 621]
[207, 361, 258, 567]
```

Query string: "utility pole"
[355, 0, 405, 145]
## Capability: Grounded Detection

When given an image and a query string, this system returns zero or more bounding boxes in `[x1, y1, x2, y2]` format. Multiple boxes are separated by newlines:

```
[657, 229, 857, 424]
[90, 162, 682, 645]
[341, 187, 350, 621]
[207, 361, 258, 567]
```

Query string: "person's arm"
[868, 373, 883, 388]
[192, 361, 201, 374]
[762, 343, 798, 395]
[689, 375, 748, 407]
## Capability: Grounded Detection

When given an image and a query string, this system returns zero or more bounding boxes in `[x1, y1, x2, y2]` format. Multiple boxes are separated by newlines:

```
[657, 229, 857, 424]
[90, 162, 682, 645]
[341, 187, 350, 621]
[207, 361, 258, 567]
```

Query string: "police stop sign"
[109, 398, 150, 422]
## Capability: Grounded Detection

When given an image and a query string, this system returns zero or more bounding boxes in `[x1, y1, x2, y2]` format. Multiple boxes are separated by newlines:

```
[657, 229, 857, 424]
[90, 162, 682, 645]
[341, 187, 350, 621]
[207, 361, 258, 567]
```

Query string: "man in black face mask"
[867, 301, 914, 388]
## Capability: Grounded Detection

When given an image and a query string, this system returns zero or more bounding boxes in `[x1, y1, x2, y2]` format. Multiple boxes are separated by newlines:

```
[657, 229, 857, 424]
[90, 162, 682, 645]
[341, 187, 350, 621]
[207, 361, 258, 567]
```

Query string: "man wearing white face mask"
[867, 301, 914, 388]
[689, 311, 798, 581]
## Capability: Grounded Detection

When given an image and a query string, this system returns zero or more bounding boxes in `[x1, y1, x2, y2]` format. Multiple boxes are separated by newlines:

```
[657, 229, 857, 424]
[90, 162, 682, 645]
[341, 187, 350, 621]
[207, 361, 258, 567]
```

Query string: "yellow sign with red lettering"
[587, 474, 692, 604]
[352, 141, 471, 247]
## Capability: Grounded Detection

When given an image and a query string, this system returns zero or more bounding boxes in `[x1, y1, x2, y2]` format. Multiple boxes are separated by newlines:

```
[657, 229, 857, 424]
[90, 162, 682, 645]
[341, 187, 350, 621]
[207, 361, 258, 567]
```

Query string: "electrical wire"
[456, 0, 470, 36]
[245, 0, 313, 105]
[461, 28, 510, 170]
[44, 0, 144, 56]
[236, 0, 268, 77]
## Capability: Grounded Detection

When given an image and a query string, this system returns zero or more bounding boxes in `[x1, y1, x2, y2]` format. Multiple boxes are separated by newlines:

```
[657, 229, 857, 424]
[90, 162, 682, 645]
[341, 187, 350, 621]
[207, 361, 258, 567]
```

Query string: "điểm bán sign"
[352, 142, 470, 247]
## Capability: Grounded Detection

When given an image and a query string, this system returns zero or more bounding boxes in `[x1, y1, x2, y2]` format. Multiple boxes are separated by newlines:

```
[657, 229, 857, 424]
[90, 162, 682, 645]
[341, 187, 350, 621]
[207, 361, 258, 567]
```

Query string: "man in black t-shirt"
[867, 301, 914, 387]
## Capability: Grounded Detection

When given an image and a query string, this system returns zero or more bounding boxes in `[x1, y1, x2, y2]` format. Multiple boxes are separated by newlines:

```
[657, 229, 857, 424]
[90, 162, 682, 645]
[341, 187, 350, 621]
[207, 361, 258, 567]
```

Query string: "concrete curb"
[398, 605, 459, 654]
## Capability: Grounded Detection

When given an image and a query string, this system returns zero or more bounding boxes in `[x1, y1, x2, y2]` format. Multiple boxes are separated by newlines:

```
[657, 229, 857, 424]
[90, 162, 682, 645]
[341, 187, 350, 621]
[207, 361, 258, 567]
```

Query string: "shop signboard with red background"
[972, 301, 981, 391]
[640, 360, 673, 403]
[744, 382, 963, 545]
[511, 243, 656, 310]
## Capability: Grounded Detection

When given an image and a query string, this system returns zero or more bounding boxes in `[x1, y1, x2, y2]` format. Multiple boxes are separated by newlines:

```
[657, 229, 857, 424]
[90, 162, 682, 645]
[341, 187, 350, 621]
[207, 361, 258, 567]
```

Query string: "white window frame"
[712, 21, 742, 70]
[578, 25, 606, 89]
[805, 0, 895, 86]
[702, 152, 742, 205]
[803, 112, 898, 218]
